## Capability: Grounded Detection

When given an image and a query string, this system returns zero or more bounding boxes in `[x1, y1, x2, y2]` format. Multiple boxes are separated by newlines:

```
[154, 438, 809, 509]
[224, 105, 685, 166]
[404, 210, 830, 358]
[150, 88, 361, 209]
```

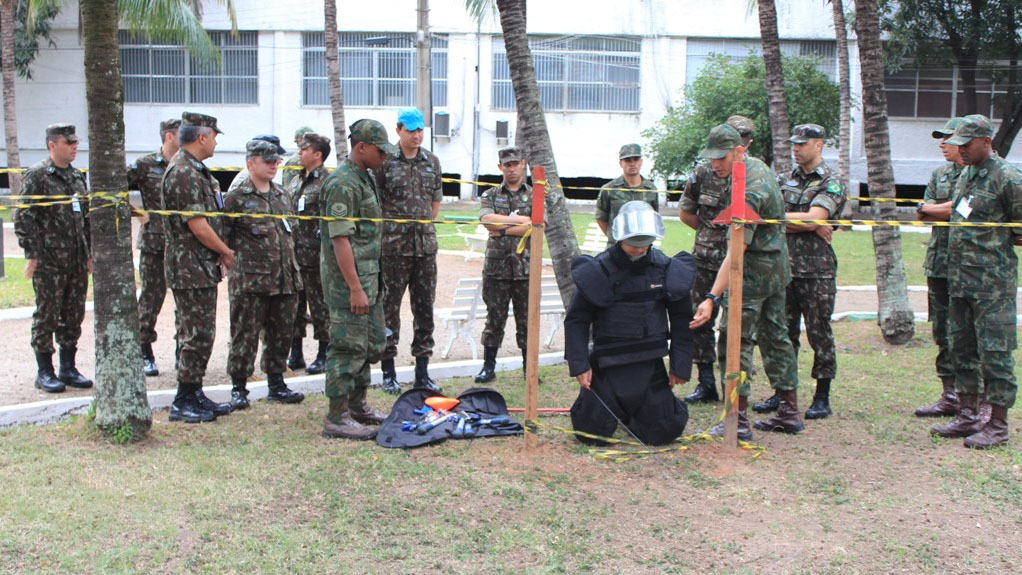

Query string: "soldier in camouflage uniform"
[474, 147, 536, 383]
[127, 118, 180, 377]
[228, 135, 286, 194]
[931, 115, 1022, 449]
[162, 112, 235, 423]
[287, 132, 332, 375]
[915, 117, 968, 418]
[15, 123, 93, 393]
[595, 143, 658, 246]
[760, 124, 845, 420]
[679, 115, 755, 404]
[223, 140, 306, 410]
[319, 119, 394, 440]
[376, 108, 444, 394]
[691, 125, 802, 439]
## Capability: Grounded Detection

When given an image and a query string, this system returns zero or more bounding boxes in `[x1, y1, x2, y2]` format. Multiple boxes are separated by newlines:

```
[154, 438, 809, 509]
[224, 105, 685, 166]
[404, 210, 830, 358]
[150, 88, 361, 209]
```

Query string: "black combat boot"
[57, 348, 93, 389]
[266, 373, 305, 404]
[752, 393, 780, 414]
[474, 346, 498, 383]
[141, 343, 159, 377]
[804, 378, 833, 419]
[195, 387, 233, 415]
[380, 359, 401, 395]
[169, 383, 216, 423]
[414, 356, 443, 392]
[306, 340, 327, 375]
[287, 337, 306, 370]
[685, 363, 719, 403]
[229, 377, 250, 411]
[34, 352, 65, 393]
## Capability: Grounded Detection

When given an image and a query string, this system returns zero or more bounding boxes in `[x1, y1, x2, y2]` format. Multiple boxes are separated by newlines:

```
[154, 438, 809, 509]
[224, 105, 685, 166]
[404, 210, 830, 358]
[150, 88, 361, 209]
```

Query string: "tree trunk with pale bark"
[831, 0, 851, 210]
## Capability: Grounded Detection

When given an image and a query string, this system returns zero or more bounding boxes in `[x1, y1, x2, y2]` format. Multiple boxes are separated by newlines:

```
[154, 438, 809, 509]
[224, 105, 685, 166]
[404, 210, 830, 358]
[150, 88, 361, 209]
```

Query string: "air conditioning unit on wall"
[496, 120, 509, 144]
[434, 112, 450, 138]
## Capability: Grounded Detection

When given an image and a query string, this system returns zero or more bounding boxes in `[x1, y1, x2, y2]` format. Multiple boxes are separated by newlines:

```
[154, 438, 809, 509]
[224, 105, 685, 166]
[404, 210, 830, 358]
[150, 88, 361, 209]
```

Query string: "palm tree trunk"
[323, 0, 348, 160]
[1, 1, 20, 197]
[992, 1, 1020, 157]
[853, 0, 915, 345]
[495, 0, 578, 306]
[831, 0, 851, 215]
[81, 0, 152, 437]
[757, 0, 791, 173]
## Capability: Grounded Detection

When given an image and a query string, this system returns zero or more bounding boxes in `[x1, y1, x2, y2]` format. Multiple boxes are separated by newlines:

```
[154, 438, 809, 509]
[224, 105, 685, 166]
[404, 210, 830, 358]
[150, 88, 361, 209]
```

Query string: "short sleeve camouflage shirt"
[923, 162, 963, 278]
[779, 161, 845, 278]
[479, 182, 533, 279]
[680, 161, 730, 271]
[161, 149, 225, 289]
[223, 180, 302, 296]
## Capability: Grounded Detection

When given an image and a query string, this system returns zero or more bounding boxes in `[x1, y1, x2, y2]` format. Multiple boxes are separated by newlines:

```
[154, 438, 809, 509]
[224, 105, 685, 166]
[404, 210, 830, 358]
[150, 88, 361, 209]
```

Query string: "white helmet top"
[611, 201, 664, 246]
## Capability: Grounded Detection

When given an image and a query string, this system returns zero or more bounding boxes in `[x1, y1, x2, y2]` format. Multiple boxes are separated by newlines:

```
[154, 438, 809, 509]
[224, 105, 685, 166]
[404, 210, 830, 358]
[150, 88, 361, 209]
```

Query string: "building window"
[884, 66, 1006, 118]
[120, 31, 258, 104]
[685, 38, 837, 85]
[492, 36, 641, 112]
[301, 32, 448, 108]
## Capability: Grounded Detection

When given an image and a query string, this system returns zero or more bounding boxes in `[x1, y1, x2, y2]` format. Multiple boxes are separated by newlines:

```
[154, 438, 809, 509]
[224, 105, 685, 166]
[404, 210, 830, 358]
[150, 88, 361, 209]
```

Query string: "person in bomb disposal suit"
[127, 117, 180, 377]
[223, 139, 306, 410]
[162, 112, 235, 423]
[376, 107, 444, 394]
[287, 132, 332, 375]
[565, 201, 694, 446]
[474, 147, 536, 384]
[319, 119, 394, 440]
[15, 123, 93, 393]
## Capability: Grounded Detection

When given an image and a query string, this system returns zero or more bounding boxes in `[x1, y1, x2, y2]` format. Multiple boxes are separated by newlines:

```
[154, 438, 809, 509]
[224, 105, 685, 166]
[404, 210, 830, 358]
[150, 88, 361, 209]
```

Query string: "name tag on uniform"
[956, 196, 973, 218]
[71, 198, 81, 212]
[281, 218, 292, 233]
[297, 197, 305, 212]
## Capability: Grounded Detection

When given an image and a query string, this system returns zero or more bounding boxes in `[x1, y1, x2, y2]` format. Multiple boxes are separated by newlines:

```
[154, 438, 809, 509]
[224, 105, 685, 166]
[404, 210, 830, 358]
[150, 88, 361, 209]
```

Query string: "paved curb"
[0, 351, 566, 428]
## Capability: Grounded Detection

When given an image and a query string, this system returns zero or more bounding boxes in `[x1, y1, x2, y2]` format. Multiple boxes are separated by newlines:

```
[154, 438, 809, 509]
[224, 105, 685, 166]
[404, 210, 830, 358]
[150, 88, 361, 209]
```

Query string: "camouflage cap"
[945, 114, 993, 146]
[46, 123, 78, 142]
[294, 126, 315, 141]
[726, 115, 755, 137]
[619, 143, 642, 159]
[698, 125, 743, 160]
[181, 112, 223, 135]
[348, 119, 396, 155]
[789, 124, 826, 144]
[160, 118, 182, 133]
[252, 134, 287, 155]
[300, 132, 331, 149]
[245, 139, 281, 162]
[931, 117, 967, 139]
[498, 147, 525, 164]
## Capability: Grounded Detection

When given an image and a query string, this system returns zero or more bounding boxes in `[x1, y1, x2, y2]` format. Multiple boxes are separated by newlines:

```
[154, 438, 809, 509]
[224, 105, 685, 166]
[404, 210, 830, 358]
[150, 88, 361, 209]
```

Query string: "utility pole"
[415, 0, 432, 129]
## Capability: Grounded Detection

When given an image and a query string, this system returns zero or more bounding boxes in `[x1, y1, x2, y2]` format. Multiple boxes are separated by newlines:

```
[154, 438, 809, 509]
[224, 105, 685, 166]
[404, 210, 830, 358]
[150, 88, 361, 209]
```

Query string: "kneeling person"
[564, 201, 694, 446]
[223, 139, 305, 409]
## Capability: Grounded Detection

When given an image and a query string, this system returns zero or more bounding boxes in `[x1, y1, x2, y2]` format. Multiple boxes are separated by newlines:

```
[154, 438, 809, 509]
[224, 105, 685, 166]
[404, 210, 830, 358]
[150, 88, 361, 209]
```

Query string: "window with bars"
[301, 32, 448, 108]
[684, 38, 838, 85]
[884, 66, 1007, 119]
[120, 31, 258, 104]
[492, 36, 641, 112]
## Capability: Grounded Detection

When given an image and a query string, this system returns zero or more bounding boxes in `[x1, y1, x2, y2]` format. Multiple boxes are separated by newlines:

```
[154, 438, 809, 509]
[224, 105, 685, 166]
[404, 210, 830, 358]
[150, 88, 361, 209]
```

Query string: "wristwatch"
[705, 293, 722, 308]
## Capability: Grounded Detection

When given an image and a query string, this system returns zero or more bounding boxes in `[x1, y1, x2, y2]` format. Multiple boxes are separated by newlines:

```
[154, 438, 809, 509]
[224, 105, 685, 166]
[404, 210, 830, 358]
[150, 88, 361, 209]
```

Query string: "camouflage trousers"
[30, 266, 88, 354]
[481, 275, 529, 350]
[718, 287, 799, 397]
[325, 292, 386, 398]
[137, 248, 167, 345]
[691, 267, 720, 365]
[171, 287, 218, 385]
[381, 254, 437, 360]
[293, 265, 329, 342]
[229, 292, 298, 379]
[786, 277, 837, 380]
[927, 276, 954, 378]
[949, 296, 1017, 408]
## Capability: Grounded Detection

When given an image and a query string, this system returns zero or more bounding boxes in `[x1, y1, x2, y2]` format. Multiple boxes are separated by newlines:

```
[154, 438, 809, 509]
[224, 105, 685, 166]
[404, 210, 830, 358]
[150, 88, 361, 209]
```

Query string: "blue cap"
[252, 134, 286, 155]
[397, 107, 425, 131]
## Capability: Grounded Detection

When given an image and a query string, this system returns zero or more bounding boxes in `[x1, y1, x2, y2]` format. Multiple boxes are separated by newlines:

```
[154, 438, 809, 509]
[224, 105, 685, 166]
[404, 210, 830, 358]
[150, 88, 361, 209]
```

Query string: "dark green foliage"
[643, 54, 840, 181]
[2, 2, 60, 80]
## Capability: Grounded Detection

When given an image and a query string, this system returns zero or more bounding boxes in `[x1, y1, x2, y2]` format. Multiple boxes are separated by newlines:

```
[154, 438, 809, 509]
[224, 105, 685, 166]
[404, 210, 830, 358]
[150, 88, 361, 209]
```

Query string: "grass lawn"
[0, 259, 97, 310]
[438, 209, 936, 286]
[2, 321, 1021, 573]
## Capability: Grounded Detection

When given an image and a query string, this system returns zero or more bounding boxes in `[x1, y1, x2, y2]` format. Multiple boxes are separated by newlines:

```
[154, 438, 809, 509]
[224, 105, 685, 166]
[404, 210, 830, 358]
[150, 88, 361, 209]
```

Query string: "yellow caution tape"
[515, 227, 532, 254]
[734, 217, 1022, 228]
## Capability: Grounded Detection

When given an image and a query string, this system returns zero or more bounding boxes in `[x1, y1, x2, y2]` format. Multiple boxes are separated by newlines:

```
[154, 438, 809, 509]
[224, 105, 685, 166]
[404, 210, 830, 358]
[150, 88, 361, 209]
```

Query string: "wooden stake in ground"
[714, 162, 747, 452]
[524, 166, 546, 448]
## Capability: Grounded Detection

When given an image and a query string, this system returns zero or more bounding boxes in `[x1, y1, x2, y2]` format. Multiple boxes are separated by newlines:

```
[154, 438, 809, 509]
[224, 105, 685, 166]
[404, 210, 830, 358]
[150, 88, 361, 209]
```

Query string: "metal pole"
[722, 161, 747, 452]
[524, 166, 546, 449]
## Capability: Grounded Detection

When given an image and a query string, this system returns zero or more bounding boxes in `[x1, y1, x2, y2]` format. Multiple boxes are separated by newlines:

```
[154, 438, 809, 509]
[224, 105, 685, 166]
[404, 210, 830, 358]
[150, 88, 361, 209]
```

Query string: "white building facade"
[2, 0, 1019, 197]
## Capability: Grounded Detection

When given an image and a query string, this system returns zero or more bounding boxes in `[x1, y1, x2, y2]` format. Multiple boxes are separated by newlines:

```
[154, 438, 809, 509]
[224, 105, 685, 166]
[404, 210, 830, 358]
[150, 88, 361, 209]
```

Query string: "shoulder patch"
[826, 180, 843, 195]
[330, 204, 348, 218]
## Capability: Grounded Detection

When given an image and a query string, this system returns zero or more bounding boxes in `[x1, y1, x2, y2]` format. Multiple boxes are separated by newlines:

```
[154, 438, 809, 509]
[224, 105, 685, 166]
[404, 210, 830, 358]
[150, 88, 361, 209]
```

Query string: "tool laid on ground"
[401, 396, 514, 437]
